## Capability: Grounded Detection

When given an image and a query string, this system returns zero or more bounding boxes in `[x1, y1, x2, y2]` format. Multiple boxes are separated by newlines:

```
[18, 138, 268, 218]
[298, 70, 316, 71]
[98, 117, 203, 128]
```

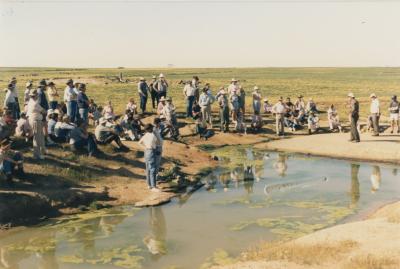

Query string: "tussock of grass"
[344, 255, 398, 269]
[242, 240, 358, 265]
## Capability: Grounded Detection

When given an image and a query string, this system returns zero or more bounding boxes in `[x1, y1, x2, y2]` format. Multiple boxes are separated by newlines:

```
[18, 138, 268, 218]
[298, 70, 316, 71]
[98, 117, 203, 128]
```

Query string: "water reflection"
[273, 154, 288, 177]
[370, 165, 382, 194]
[143, 207, 167, 259]
[350, 164, 360, 207]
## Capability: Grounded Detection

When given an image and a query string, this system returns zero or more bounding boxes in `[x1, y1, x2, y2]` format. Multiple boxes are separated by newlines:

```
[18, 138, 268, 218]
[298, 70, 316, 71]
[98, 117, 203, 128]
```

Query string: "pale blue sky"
[1, 1, 399, 68]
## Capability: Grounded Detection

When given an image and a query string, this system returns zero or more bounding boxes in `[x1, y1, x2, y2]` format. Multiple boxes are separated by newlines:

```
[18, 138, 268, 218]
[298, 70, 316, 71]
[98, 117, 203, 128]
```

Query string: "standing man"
[183, 81, 196, 118]
[199, 88, 211, 127]
[272, 97, 287, 136]
[389, 95, 399, 134]
[24, 81, 33, 106]
[47, 81, 59, 110]
[4, 84, 17, 119]
[37, 79, 49, 112]
[138, 77, 149, 114]
[217, 88, 229, 133]
[154, 74, 168, 100]
[228, 78, 239, 96]
[149, 75, 159, 109]
[348, 93, 360, 143]
[9, 77, 20, 119]
[64, 79, 79, 123]
[369, 93, 380, 136]
[77, 83, 90, 123]
[26, 89, 46, 159]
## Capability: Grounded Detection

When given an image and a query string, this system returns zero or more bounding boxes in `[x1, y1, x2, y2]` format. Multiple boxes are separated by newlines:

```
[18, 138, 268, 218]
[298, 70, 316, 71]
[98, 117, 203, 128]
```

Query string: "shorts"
[390, 113, 399, 121]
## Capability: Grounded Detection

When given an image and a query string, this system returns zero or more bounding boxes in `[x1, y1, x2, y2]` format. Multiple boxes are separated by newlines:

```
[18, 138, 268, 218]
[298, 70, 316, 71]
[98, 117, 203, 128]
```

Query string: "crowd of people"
[1, 74, 398, 189]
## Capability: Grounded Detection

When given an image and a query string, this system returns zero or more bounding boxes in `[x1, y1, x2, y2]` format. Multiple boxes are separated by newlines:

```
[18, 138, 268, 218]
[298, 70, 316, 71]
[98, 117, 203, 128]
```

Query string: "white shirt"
[228, 84, 239, 96]
[138, 132, 158, 150]
[370, 99, 380, 114]
[272, 102, 286, 114]
[4, 90, 16, 106]
[64, 86, 78, 102]
[183, 84, 196, 97]
[26, 98, 44, 121]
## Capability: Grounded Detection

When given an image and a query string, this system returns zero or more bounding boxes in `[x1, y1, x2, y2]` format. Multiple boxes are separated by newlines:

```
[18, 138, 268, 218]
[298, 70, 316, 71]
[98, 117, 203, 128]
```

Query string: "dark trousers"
[220, 107, 230, 132]
[140, 95, 147, 113]
[99, 133, 123, 147]
[350, 115, 360, 141]
[158, 92, 166, 100]
[186, 96, 195, 117]
[371, 113, 380, 135]
[150, 90, 158, 109]
[72, 135, 97, 155]
[49, 101, 58, 110]
[0, 152, 23, 178]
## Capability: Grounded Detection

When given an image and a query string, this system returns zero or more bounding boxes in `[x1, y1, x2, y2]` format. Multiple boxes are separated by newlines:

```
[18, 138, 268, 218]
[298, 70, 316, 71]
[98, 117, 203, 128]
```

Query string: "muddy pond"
[1, 146, 399, 269]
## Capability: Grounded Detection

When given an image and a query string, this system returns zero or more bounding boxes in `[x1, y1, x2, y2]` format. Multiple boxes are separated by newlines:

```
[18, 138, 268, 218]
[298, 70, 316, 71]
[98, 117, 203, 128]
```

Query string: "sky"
[0, 0, 400, 68]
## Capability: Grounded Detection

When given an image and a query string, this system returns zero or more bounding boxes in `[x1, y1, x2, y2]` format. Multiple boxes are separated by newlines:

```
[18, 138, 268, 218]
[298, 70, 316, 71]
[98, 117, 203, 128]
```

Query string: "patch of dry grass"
[242, 240, 358, 266]
[343, 254, 398, 269]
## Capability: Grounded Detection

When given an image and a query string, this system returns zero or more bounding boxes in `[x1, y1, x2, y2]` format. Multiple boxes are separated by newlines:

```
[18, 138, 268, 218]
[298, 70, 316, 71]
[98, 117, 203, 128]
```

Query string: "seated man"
[0, 110, 16, 141]
[0, 140, 23, 184]
[95, 118, 128, 150]
[54, 115, 75, 143]
[263, 98, 272, 114]
[70, 120, 98, 157]
[250, 111, 263, 132]
[15, 112, 33, 140]
[120, 112, 144, 141]
[307, 112, 320, 134]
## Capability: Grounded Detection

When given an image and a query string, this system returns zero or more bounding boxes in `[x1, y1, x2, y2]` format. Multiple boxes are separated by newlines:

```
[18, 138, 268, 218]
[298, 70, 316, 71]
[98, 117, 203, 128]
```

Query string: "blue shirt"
[77, 91, 89, 109]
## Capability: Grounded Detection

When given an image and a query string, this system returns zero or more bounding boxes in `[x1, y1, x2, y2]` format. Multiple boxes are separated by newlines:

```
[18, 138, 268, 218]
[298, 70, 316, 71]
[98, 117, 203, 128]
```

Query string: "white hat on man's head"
[159, 96, 166, 102]
[26, 81, 33, 87]
[254, 86, 259, 90]
[231, 78, 238, 82]
[159, 73, 165, 78]
[348, 92, 355, 98]
[370, 93, 377, 98]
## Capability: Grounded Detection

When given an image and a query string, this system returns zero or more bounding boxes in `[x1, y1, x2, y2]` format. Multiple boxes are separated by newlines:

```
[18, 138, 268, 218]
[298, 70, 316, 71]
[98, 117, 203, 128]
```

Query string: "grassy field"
[1, 67, 400, 120]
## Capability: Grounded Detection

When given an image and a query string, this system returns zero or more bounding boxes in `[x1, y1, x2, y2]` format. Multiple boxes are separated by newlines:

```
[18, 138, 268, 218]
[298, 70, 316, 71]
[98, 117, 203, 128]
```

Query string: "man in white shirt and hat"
[183, 80, 196, 118]
[369, 93, 380, 136]
[64, 79, 79, 123]
[272, 97, 287, 136]
[154, 74, 168, 100]
[228, 78, 239, 97]
[26, 89, 46, 159]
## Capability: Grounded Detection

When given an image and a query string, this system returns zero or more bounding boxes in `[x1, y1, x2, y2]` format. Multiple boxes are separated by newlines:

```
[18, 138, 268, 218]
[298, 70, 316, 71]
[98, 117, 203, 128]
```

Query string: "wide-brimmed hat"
[166, 97, 172, 101]
[231, 78, 238, 82]
[159, 73, 165, 78]
[26, 81, 33, 87]
[159, 96, 166, 102]
[370, 93, 377, 98]
[263, 98, 268, 102]
[298, 95, 303, 98]
[348, 92, 355, 98]
[152, 75, 156, 79]
[29, 89, 38, 97]
[66, 79, 74, 85]
[254, 86, 259, 91]
[139, 77, 145, 81]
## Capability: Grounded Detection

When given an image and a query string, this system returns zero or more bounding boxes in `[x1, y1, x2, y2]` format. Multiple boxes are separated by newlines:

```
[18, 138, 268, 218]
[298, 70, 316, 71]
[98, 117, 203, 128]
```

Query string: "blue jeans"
[0, 152, 23, 176]
[144, 149, 157, 188]
[186, 96, 195, 117]
[140, 95, 147, 113]
[49, 101, 58, 110]
[67, 100, 78, 123]
[79, 108, 89, 123]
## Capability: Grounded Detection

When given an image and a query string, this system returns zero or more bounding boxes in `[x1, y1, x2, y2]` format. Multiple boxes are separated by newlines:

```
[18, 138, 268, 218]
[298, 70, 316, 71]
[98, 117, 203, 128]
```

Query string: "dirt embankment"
[213, 201, 400, 269]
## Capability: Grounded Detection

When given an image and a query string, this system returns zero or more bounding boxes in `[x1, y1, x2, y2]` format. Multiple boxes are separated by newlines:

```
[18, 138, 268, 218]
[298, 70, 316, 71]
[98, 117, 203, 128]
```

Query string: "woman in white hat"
[252, 86, 262, 114]
[26, 89, 46, 159]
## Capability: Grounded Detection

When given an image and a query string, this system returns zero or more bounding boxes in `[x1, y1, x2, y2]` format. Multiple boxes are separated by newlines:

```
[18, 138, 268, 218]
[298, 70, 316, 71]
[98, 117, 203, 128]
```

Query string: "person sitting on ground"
[102, 100, 115, 120]
[157, 96, 166, 115]
[284, 111, 300, 132]
[250, 111, 263, 132]
[95, 118, 128, 150]
[0, 139, 24, 184]
[70, 120, 98, 157]
[307, 111, 320, 134]
[327, 104, 342, 132]
[306, 98, 318, 113]
[126, 98, 138, 115]
[0, 110, 16, 141]
[192, 99, 201, 120]
[263, 98, 272, 114]
[131, 114, 144, 140]
[90, 105, 103, 126]
[15, 112, 32, 141]
[47, 111, 59, 141]
[121, 112, 144, 141]
[54, 115, 75, 143]
[139, 124, 162, 192]
[389, 95, 399, 134]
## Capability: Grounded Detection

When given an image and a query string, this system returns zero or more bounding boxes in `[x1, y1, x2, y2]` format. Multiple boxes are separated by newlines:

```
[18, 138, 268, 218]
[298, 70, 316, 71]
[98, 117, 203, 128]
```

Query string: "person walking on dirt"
[348, 93, 360, 143]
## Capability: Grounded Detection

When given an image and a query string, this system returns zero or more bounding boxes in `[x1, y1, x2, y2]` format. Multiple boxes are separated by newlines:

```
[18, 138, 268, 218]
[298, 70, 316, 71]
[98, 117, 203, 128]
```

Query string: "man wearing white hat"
[348, 93, 360, 142]
[153, 74, 168, 100]
[138, 77, 149, 114]
[369, 93, 380, 136]
[26, 89, 46, 159]
[228, 78, 239, 97]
